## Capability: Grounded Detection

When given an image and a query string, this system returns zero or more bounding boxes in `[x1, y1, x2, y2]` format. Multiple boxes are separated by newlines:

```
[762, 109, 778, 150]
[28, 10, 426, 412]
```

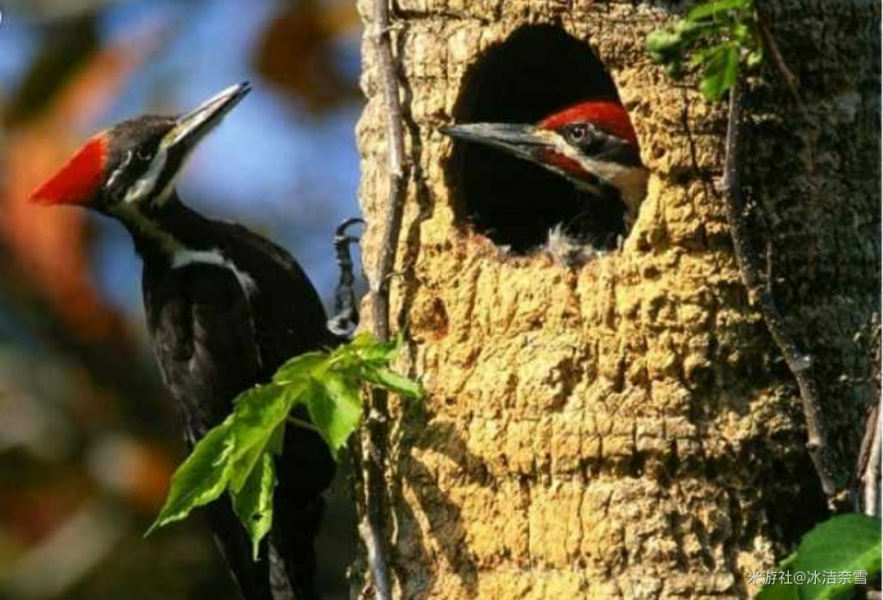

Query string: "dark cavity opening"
[447, 25, 625, 254]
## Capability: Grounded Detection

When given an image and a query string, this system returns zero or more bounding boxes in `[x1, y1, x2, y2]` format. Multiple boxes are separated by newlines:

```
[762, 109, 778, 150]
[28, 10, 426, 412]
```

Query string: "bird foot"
[327, 217, 365, 338]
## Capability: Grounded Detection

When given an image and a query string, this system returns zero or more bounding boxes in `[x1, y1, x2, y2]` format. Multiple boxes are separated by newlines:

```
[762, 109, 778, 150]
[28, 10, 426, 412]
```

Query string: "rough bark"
[355, 1, 880, 598]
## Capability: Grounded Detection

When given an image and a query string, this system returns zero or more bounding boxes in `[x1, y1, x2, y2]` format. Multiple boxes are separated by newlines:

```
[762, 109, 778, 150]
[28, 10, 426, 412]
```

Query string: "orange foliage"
[255, 0, 360, 112]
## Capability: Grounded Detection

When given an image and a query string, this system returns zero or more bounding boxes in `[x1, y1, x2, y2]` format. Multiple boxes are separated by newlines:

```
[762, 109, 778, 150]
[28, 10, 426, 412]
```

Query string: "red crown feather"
[29, 134, 109, 206]
[540, 100, 639, 147]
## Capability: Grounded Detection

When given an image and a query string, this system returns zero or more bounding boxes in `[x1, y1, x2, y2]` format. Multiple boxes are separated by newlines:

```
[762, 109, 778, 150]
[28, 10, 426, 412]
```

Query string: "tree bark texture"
[355, 1, 880, 598]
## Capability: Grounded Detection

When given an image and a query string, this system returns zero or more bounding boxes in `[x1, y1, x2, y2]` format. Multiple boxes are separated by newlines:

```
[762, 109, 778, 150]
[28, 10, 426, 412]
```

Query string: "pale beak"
[164, 82, 252, 153]
[441, 122, 553, 163]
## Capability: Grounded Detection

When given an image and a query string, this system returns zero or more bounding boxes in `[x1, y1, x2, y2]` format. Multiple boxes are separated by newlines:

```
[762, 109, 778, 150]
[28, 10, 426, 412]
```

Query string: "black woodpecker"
[30, 82, 342, 600]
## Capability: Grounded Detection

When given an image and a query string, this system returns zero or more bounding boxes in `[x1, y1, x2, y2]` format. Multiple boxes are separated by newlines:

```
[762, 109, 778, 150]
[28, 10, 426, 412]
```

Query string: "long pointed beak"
[441, 123, 552, 162]
[164, 81, 252, 153]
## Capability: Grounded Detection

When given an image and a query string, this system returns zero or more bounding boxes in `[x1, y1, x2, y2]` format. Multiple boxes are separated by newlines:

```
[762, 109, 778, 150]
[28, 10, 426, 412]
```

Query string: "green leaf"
[146, 421, 236, 535]
[647, 29, 685, 62]
[757, 514, 881, 600]
[731, 22, 752, 44]
[231, 453, 276, 561]
[231, 384, 298, 444]
[310, 374, 363, 456]
[352, 333, 401, 364]
[272, 351, 327, 384]
[230, 440, 266, 493]
[363, 366, 423, 398]
[664, 60, 684, 79]
[267, 420, 286, 455]
[675, 18, 714, 37]
[148, 333, 424, 551]
[227, 384, 299, 491]
[756, 579, 798, 600]
[745, 48, 764, 69]
[349, 331, 377, 348]
[687, 0, 750, 22]
[690, 45, 722, 67]
[699, 42, 740, 101]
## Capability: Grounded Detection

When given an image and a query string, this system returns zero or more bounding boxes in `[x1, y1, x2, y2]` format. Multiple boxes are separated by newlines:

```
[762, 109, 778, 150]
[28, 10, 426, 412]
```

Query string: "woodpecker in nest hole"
[30, 82, 359, 600]
[442, 99, 648, 265]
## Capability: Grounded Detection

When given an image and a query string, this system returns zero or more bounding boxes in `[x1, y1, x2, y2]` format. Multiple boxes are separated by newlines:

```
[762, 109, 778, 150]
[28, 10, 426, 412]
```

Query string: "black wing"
[215, 222, 338, 598]
[143, 224, 336, 600]
[144, 262, 278, 599]
[143, 263, 261, 438]
[216, 221, 339, 373]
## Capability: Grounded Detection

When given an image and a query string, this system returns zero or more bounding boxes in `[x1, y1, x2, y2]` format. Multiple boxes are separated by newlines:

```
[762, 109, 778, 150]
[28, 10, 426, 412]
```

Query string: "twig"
[286, 416, 320, 434]
[754, 3, 805, 113]
[856, 320, 881, 516]
[722, 78, 839, 499]
[370, 2, 409, 339]
[355, 0, 410, 598]
[749, 7, 849, 502]
[856, 405, 881, 516]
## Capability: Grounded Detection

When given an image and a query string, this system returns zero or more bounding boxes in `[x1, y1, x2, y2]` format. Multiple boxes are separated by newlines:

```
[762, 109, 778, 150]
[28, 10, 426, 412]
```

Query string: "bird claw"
[328, 217, 365, 339]
[335, 217, 365, 240]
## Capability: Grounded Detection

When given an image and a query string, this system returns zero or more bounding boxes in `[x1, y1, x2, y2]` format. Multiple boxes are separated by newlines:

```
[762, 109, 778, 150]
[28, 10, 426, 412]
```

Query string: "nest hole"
[448, 25, 626, 254]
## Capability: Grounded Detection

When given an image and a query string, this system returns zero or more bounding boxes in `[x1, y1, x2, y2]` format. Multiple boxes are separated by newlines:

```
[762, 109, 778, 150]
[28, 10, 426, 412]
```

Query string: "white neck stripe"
[123, 146, 168, 205]
[171, 248, 257, 298]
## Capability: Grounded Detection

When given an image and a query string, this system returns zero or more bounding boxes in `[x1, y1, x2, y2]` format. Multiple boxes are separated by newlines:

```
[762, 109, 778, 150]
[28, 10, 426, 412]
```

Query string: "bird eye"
[136, 147, 154, 162]
[567, 124, 589, 143]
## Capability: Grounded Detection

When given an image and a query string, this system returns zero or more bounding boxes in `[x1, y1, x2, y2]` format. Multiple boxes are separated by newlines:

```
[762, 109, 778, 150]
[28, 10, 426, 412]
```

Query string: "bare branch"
[856, 321, 881, 516]
[353, 0, 411, 597]
[754, 4, 806, 113]
[286, 416, 320, 434]
[722, 78, 840, 500]
[856, 405, 881, 516]
[369, 0, 409, 336]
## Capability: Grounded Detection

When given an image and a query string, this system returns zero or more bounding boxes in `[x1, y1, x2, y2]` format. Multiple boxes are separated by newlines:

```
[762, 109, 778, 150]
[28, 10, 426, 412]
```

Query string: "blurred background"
[0, 0, 363, 597]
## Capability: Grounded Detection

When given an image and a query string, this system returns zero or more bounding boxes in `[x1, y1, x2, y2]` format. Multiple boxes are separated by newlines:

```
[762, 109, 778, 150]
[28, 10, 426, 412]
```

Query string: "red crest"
[29, 134, 109, 206]
[540, 100, 639, 147]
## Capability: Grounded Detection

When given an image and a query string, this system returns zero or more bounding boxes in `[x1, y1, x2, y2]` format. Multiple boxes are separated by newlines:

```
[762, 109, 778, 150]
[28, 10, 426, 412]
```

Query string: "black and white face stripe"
[559, 123, 642, 168]
[115, 127, 196, 208]
[547, 123, 649, 223]
[101, 117, 176, 209]
[100, 83, 251, 212]
[123, 145, 169, 204]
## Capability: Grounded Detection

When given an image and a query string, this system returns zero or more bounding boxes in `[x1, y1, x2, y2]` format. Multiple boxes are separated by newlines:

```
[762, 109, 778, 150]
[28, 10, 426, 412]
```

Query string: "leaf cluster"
[146, 333, 422, 559]
[646, 0, 763, 101]
[757, 514, 881, 600]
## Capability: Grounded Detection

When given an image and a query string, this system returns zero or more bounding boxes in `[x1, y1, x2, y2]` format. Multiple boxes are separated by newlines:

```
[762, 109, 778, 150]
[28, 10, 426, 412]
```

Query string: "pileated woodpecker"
[30, 82, 343, 600]
[442, 99, 648, 260]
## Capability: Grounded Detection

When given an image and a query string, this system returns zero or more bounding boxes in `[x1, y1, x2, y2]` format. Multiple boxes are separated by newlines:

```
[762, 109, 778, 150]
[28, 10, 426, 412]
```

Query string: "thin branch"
[286, 416, 320, 434]
[370, 0, 409, 339]
[856, 405, 881, 516]
[354, 0, 410, 598]
[754, 4, 805, 113]
[722, 78, 839, 499]
[856, 322, 881, 516]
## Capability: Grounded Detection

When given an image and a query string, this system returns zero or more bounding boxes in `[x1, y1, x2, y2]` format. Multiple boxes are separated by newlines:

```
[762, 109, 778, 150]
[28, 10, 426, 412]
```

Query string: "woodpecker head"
[29, 82, 251, 217]
[442, 99, 648, 224]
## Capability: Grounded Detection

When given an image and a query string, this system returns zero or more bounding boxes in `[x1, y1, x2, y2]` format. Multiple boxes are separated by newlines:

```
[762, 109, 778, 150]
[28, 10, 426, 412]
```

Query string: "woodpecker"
[30, 82, 343, 600]
[442, 99, 648, 261]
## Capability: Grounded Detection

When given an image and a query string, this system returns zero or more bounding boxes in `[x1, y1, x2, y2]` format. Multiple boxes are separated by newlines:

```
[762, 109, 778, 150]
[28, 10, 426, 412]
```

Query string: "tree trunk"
[355, 1, 880, 598]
